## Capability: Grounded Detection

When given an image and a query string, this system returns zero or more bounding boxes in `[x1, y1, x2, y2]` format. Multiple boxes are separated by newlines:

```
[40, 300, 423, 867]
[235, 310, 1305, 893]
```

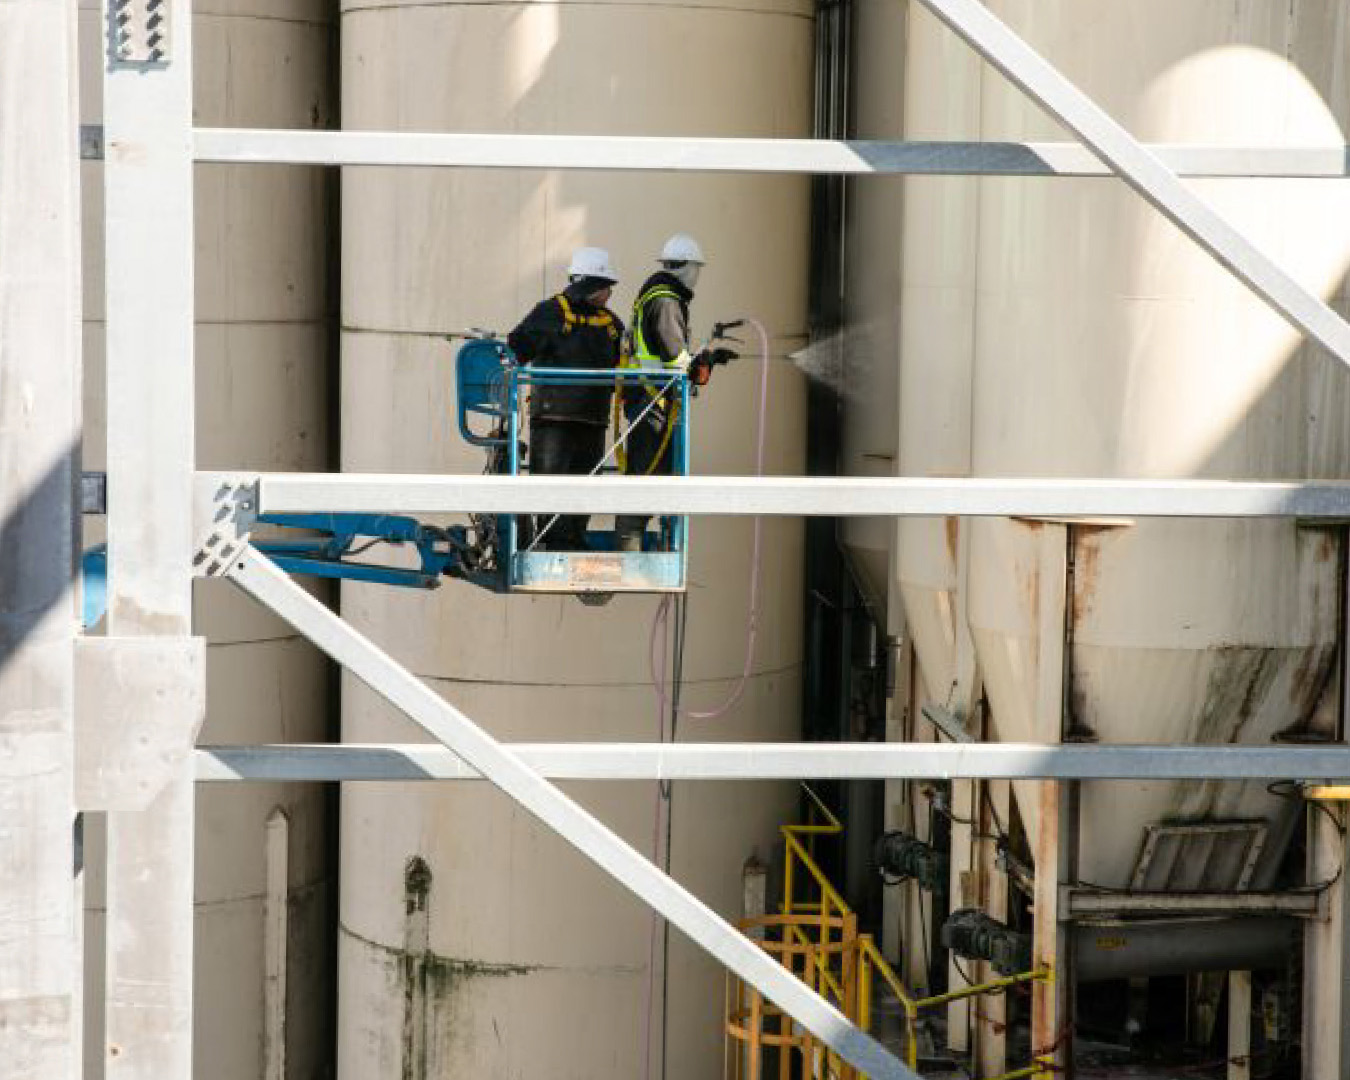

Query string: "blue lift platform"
[255, 337, 690, 598]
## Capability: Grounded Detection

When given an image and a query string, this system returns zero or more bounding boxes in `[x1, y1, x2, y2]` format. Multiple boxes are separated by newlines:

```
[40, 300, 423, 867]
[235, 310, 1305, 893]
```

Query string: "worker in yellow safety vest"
[614, 234, 737, 552]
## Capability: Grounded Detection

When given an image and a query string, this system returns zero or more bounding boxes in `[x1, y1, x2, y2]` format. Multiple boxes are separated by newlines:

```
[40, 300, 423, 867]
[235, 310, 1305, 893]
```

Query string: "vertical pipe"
[1304, 530, 1350, 1079]
[263, 809, 290, 1080]
[0, 0, 81, 1072]
[102, 0, 197, 1071]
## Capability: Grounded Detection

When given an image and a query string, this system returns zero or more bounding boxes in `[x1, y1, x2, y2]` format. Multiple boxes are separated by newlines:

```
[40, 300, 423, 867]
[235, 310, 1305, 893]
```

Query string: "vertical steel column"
[102, 0, 197, 1072]
[1304, 540, 1350, 1080]
[1228, 971, 1252, 1080]
[973, 779, 1011, 1078]
[947, 520, 981, 1049]
[946, 775, 975, 1052]
[1031, 525, 1074, 1076]
[0, 0, 82, 1074]
[1302, 802, 1350, 1079]
[880, 571, 909, 964]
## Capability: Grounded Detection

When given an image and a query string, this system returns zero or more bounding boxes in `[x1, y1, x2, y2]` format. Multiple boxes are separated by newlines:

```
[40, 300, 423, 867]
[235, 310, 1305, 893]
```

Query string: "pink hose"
[650, 316, 771, 721]
[641, 317, 771, 1079]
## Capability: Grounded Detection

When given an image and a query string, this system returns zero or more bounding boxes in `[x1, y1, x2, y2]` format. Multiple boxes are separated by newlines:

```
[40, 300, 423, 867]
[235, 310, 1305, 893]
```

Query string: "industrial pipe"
[1075, 917, 1298, 983]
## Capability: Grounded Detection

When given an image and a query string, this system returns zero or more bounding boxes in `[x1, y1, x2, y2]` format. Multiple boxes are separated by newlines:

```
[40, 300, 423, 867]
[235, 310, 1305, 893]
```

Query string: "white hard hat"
[660, 233, 705, 265]
[567, 246, 618, 283]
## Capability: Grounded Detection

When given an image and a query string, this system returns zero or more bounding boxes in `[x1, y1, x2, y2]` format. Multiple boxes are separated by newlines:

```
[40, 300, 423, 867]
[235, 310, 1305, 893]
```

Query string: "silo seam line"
[415, 660, 803, 689]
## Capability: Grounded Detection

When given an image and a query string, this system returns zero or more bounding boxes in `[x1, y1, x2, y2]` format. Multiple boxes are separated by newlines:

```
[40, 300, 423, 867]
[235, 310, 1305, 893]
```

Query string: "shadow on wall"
[961, 24, 1350, 480]
[0, 442, 78, 674]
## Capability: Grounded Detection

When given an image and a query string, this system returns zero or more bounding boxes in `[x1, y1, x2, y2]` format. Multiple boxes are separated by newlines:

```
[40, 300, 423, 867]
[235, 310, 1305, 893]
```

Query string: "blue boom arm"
[253, 512, 506, 593]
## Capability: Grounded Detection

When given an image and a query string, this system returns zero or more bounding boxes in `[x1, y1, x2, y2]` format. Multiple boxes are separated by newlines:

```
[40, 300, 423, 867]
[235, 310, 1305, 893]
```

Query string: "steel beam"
[1302, 804, 1350, 1077]
[913, 0, 1350, 368]
[0, 0, 82, 1071]
[1031, 526, 1074, 1075]
[220, 472, 1350, 521]
[922, 703, 976, 743]
[102, 0, 199, 1072]
[1068, 890, 1323, 919]
[190, 128, 1350, 178]
[194, 742, 1350, 783]
[221, 545, 917, 1080]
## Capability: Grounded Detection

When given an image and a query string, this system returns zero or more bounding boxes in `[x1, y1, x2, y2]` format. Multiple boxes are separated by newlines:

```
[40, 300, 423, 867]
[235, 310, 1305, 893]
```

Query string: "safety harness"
[556, 294, 620, 340]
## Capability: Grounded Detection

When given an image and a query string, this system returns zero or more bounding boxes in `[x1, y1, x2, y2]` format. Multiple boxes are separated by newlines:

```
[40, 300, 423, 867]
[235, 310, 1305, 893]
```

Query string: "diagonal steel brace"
[222, 545, 919, 1080]
[915, 0, 1350, 369]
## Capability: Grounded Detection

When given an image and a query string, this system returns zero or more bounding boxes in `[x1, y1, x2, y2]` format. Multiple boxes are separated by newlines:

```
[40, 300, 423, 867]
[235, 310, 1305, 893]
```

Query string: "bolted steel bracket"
[108, 0, 171, 66]
[194, 476, 259, 577]
[75, 636, 205, 811]
[81, 470, 107, 514]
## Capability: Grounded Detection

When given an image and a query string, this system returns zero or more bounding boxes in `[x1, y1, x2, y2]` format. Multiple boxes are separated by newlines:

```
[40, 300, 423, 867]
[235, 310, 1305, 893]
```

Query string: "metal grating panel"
[1129, 822, 1267, 893]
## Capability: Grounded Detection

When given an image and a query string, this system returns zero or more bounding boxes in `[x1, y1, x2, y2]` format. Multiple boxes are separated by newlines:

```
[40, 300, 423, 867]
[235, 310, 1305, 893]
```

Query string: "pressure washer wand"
[709, 318, 746, 343]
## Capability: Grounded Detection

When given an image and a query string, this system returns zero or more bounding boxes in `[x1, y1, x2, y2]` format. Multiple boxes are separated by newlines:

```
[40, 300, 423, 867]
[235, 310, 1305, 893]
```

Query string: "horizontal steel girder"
[207, 472, 1350, 521]
[187, 128, 1350, 178]
[195, 742, 1350, 783]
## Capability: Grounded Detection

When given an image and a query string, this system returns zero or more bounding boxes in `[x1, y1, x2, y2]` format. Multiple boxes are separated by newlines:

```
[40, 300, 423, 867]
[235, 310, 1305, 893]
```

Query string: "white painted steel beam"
[194, 742, 1350, 783]
[103, 0, 200, 1072]
[225, 472, 1350, 520]
[912, 0, 1350, 368]
[222, 546, 917, 1080]
[192, 128, 1350, 178]
[0, 0, 82, 1071]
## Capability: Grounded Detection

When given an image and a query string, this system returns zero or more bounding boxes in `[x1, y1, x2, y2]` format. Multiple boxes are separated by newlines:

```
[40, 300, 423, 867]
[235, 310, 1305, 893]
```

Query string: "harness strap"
[556, 294, 619, 339]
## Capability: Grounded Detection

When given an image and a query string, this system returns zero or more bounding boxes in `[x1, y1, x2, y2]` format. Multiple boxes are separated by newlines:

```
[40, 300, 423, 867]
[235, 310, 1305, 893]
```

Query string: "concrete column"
[101, 0, 198, 1073]
[0, 0, 82, 1074]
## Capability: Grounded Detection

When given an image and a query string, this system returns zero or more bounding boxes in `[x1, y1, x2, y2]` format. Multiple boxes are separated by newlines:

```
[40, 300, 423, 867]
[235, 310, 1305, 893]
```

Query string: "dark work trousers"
[528, 419, 607, 549]
[616, 399, 675, 544]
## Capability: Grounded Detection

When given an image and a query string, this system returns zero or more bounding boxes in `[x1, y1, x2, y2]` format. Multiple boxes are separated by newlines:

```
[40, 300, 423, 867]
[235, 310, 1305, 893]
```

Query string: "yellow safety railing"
[726, 785, 1049, 1080]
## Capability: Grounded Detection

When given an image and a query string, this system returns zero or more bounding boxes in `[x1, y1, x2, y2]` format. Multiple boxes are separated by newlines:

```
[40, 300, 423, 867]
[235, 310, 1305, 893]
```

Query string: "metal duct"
[1075, 917, 1299, 983]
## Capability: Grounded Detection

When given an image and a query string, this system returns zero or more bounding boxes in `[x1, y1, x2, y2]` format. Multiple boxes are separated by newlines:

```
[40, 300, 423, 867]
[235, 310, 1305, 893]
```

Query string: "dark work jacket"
[508, 283, 624, 425]
[623, 271, 693, 409]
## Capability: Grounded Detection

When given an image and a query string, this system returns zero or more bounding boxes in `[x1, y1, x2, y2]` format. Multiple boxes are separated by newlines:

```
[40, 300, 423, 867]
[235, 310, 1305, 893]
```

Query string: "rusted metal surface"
[1031, 781, 1074, 1076]
[974, 779, 1012, 1079]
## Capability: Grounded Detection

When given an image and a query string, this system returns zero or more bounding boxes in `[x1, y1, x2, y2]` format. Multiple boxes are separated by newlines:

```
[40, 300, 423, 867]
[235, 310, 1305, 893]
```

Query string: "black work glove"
[690, 347, 738, 386]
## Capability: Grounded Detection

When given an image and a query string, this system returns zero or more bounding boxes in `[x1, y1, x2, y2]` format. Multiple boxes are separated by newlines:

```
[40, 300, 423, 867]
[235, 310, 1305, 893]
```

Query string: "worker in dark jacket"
[615, 234, 736, 551]
[507, 247, 624, 551]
